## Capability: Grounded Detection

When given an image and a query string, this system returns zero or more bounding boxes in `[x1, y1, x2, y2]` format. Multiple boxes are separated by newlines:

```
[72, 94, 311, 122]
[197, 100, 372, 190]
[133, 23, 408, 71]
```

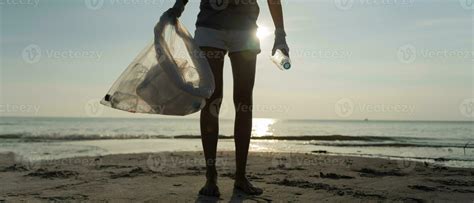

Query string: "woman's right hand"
[165, 0, 187, 19]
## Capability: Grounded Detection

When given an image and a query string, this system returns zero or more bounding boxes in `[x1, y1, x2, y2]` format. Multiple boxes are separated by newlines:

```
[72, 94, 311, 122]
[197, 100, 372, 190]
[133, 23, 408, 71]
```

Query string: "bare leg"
[229, 51, 263, 195]
[199, 47, 226, 197]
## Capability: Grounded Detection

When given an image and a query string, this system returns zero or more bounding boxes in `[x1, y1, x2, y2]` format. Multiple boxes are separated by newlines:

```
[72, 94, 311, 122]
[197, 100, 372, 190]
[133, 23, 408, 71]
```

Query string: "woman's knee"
[233, 92, 253, 107]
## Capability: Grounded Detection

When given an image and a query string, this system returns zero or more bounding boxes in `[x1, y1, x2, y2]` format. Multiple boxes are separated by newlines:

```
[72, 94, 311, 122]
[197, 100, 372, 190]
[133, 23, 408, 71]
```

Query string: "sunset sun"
[256, 26, 272, 40]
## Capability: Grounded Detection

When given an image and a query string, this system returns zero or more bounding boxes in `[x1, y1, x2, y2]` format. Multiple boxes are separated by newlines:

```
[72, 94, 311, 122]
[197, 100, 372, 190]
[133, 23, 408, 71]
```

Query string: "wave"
[253, 135, 396, 141]
[327, 152, 474, 163]
[310, 142, 474, 149]
[175, 135, 400, 141]
[0, 133, 170, 141]
[1, 134, 472, 149]
[0, 122, 16, 126]
[0, 134, 397, 141]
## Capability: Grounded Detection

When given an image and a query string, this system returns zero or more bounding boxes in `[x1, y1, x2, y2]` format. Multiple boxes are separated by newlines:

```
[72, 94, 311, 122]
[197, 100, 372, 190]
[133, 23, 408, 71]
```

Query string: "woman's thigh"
[229, 51, 257, 102]
[200, 47, 227, 100]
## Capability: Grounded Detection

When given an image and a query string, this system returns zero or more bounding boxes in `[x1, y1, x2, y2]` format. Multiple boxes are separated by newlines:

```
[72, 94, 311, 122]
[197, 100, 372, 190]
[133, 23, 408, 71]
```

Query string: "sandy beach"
[1, 151, 473, 202]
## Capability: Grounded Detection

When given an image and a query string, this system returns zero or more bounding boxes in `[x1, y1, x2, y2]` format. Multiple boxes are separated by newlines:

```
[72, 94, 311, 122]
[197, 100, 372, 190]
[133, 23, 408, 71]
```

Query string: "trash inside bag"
[100, 14, 215, 116]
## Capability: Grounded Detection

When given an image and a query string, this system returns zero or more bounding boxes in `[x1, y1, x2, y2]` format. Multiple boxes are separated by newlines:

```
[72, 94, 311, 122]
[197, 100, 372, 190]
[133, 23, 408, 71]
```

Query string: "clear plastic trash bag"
[100, 14, 215, 116]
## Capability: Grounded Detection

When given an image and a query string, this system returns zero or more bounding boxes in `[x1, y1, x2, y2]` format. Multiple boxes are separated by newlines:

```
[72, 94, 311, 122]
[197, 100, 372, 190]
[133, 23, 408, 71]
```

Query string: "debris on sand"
[356, 168, 404, 177]
[26, 169, 78, 179]
[319, 172, 354, 179]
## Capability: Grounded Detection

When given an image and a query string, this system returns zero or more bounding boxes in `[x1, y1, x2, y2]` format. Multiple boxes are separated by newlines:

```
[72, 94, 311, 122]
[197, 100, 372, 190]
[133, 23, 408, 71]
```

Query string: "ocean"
[0, 117, 473, 168]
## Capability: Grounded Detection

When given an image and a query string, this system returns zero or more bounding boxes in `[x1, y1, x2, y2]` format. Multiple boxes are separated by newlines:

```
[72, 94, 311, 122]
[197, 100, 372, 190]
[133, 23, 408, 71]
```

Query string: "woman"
[166, 0, 289, 197]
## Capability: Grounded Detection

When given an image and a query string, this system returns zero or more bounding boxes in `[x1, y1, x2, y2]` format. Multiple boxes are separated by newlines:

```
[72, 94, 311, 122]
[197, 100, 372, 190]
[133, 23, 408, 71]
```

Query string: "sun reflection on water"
[252, 118, 276, 137]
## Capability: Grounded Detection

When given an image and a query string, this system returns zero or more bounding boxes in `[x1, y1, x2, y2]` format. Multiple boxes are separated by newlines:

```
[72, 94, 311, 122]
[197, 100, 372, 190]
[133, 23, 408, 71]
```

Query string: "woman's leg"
[229, 51, 263, 195]
[199, 47, 226, 197]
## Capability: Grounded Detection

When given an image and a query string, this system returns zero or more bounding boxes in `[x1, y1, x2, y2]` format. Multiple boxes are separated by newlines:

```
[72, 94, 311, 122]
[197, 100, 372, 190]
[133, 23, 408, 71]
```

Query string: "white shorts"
[194, 27, 261, 55]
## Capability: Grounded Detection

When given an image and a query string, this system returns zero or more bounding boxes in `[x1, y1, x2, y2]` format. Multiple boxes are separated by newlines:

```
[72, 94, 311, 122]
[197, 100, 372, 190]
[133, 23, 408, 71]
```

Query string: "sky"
[0, 0, 473, 121]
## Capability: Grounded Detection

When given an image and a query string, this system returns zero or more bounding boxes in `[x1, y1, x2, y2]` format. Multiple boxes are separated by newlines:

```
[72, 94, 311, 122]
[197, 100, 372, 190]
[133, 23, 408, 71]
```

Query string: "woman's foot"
[199, 170, 220, 197]
[234, 175, 263, 195]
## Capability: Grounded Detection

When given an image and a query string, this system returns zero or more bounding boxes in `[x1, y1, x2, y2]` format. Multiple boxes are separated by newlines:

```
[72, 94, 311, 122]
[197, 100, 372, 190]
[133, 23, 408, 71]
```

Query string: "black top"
[195, 0, 260, 30]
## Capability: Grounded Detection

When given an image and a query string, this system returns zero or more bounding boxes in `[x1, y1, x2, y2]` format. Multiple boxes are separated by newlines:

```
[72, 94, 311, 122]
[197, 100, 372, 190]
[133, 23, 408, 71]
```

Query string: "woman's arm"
[268, 0, 285, 30]
[267, 0, 289, 55]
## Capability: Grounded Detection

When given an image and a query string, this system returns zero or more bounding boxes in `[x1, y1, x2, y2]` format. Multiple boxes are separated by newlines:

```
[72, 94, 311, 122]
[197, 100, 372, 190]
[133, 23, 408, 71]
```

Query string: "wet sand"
[1, 151, 473, 202]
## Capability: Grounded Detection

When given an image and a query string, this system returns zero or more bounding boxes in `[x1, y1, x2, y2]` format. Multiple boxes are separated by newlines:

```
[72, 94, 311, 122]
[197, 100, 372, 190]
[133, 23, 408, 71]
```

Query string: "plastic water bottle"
[271, 49, 291, 70]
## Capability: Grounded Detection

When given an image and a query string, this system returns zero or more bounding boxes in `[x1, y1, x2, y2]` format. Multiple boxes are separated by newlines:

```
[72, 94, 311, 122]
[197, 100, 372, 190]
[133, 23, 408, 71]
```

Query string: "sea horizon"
[1, 115, 473, 123]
